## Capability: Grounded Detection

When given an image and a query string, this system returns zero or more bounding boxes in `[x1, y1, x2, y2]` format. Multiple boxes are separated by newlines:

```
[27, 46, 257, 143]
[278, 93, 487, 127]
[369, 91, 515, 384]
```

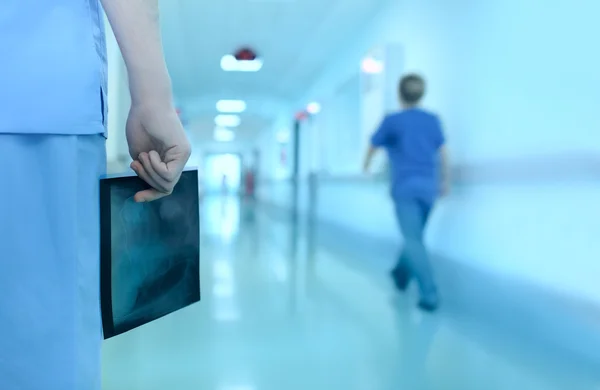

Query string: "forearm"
[439, 146, 450, 185]
[101, 0, 173, 106]
[363, 145, 376, 170]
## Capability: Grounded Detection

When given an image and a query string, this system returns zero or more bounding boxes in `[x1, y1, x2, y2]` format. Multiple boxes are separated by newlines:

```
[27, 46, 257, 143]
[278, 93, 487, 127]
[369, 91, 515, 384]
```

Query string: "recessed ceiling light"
[214, 127, 235, 142]
[216, 100, 247, 113]
[215, 114, 241, 127]
[220, 55, 263, 72]
[361, 57, 384, 74]
[306, 102, 321, 114]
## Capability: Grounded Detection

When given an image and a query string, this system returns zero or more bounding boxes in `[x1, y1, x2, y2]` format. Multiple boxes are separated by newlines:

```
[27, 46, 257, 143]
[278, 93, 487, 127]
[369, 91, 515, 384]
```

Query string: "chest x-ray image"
[100, 169, 200, 339]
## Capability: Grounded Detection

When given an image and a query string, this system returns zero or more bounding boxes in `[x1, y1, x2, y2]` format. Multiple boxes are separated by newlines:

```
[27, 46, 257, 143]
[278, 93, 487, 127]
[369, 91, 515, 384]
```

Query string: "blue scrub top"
[0, 0, 107, 135]
[371, 108, 445, 203]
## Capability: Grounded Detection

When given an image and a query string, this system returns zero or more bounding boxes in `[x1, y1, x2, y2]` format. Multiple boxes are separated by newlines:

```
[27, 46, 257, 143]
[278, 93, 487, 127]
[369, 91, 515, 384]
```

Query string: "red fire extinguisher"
[245, 170, 255, 198]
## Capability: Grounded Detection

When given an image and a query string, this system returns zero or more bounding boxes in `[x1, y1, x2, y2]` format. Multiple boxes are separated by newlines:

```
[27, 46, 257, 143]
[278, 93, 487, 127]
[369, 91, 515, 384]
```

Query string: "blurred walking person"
[221, 173, 229, 195]
[363, 74, 449, 312]
[244, 167, 256, 199]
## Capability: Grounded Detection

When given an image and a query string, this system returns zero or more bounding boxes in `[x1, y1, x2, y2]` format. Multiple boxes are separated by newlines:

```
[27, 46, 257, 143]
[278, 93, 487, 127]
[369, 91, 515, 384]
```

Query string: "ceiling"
[159, 0, 391, 143]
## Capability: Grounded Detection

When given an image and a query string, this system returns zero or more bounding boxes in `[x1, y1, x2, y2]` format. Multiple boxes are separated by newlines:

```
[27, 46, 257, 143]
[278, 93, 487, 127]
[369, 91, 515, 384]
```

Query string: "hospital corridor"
[4, 0, 600, 389]
[103, 0, 600, 388]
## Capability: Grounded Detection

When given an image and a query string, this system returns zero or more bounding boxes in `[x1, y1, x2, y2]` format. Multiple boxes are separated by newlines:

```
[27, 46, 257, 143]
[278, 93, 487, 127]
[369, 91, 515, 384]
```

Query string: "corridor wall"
[254, 113, 296, 209]
[105, 17, 131, 171]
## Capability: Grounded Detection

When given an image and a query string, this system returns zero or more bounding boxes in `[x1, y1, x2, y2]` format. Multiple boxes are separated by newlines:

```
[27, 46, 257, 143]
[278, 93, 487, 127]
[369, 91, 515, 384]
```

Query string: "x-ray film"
[100, 169, 200, 339]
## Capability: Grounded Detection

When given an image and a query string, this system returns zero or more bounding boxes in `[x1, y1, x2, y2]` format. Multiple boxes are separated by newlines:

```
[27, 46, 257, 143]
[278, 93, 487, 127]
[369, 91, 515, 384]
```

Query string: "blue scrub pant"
[0, 134, 106, 390]
[393, 197, 438, 304]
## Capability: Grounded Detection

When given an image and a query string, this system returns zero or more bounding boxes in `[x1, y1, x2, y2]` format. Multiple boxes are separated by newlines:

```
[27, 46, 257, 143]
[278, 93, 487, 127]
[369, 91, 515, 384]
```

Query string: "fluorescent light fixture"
[215, 114, 241, 127]
[306, 102, 321, 114]
[361, 57, 384, 74]
[214, 127, 235, 142]
[221, 55, 263, 72]
[216, 99, 247, 113]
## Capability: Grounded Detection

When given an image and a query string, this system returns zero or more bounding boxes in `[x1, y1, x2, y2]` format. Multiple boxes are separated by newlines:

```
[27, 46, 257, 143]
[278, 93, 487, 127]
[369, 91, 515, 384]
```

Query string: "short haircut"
[398, 74, 425, 104]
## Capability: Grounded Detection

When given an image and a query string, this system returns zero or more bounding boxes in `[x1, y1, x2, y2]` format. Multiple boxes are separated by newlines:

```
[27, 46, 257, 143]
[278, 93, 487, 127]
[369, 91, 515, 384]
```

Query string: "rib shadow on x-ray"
[100, 169, 200, 339]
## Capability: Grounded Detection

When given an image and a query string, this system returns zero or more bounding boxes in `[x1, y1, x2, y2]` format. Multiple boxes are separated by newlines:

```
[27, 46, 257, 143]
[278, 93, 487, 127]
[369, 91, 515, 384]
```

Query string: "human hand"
[440, 180, 450, 197]
[126, 103, 191, 202]
[362, 161, 371, 175]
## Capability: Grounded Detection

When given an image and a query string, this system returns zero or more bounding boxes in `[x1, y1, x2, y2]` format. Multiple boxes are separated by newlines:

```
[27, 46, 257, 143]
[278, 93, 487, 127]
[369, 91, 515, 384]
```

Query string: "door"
[203, 153, 242, 194]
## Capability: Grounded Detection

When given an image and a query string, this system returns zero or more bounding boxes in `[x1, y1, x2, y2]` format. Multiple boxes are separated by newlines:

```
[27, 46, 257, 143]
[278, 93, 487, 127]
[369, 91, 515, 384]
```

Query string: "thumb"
[134, 188, 169, 203]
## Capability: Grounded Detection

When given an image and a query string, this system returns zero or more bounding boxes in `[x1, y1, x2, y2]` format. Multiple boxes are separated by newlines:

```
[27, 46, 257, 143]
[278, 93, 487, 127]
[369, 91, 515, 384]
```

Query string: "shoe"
[417, 300, 439, 313]
[390, 267, 410, 291]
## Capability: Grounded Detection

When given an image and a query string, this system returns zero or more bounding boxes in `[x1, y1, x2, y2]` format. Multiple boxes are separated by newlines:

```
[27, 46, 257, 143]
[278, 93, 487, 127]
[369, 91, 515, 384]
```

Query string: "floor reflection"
[102, 195, 600, 390]
[203, 195, 241, 241]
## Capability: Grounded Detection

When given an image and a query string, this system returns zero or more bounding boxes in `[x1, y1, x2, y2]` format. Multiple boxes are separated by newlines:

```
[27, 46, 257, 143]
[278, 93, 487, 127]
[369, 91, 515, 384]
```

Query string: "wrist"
[129, 87, 174, 109]
[128, 70, 174, 108]
[130, 94, 175, 111]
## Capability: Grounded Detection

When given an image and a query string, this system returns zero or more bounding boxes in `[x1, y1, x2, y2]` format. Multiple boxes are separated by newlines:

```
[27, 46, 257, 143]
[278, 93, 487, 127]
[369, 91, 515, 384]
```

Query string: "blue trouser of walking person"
[392, 197, 439, 309]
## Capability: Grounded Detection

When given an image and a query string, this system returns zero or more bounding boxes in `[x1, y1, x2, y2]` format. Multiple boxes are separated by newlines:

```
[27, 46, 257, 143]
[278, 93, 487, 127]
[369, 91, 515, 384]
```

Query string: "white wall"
[256, 113, 295, 181]
[105, 17, 131, 169]
[291, 0, 600, 304]
[303, 73, 362, 176]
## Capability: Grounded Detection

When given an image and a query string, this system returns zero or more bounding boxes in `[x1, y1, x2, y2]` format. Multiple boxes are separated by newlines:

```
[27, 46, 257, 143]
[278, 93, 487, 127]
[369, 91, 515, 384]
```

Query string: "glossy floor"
[102, 196, 600, 390]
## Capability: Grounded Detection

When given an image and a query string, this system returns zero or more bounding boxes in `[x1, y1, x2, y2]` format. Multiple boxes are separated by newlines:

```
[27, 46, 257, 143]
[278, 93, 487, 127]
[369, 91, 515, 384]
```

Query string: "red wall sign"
[295, 111, 308, 121]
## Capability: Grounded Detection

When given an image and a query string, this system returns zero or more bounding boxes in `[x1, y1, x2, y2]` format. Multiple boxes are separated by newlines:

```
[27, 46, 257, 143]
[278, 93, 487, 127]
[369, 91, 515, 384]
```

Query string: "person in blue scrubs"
[0, 1, 191, 388]
[363, 74, 449, 312]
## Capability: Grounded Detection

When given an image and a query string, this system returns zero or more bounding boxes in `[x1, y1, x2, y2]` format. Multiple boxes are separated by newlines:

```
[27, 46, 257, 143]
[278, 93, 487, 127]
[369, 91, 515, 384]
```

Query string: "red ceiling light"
[234, 47, 257, 61]
[222, 47, 262, 72]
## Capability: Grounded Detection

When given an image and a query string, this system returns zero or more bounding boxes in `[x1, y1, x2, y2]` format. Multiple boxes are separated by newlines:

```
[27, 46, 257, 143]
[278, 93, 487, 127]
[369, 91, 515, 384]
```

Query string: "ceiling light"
[214, 127, 235, 142]
[361, 57, 384, 74]
[306, 102, 321, 114]
[216, 100, 247, 113]
[220, 55, 263, 72]
[215, 114, 241, 127]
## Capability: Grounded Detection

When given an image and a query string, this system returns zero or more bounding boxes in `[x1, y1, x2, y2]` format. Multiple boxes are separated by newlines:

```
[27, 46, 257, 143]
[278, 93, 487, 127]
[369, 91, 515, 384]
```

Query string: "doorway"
[203, 153, 243, 194]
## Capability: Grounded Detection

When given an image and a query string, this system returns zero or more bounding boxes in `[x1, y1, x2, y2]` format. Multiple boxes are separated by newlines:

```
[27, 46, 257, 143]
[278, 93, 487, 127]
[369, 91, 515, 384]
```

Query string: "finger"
[148, 150, 174, 182]
[131, 160, 165, 195]
[139, 152, 171, 193]
[134, 188, 169, 203]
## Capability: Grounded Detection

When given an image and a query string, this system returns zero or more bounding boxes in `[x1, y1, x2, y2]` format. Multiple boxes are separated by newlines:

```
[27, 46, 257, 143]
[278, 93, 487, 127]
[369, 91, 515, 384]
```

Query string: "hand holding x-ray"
[126, 104, 191, 203]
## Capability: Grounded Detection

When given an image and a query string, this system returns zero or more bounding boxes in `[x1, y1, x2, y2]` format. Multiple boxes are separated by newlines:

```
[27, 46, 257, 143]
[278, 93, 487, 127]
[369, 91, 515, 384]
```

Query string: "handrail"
[257, 172, 387, 185]
[452, 155, 600, 184]
[257, 153, 600, 186]
[313, 172, 387, 184]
